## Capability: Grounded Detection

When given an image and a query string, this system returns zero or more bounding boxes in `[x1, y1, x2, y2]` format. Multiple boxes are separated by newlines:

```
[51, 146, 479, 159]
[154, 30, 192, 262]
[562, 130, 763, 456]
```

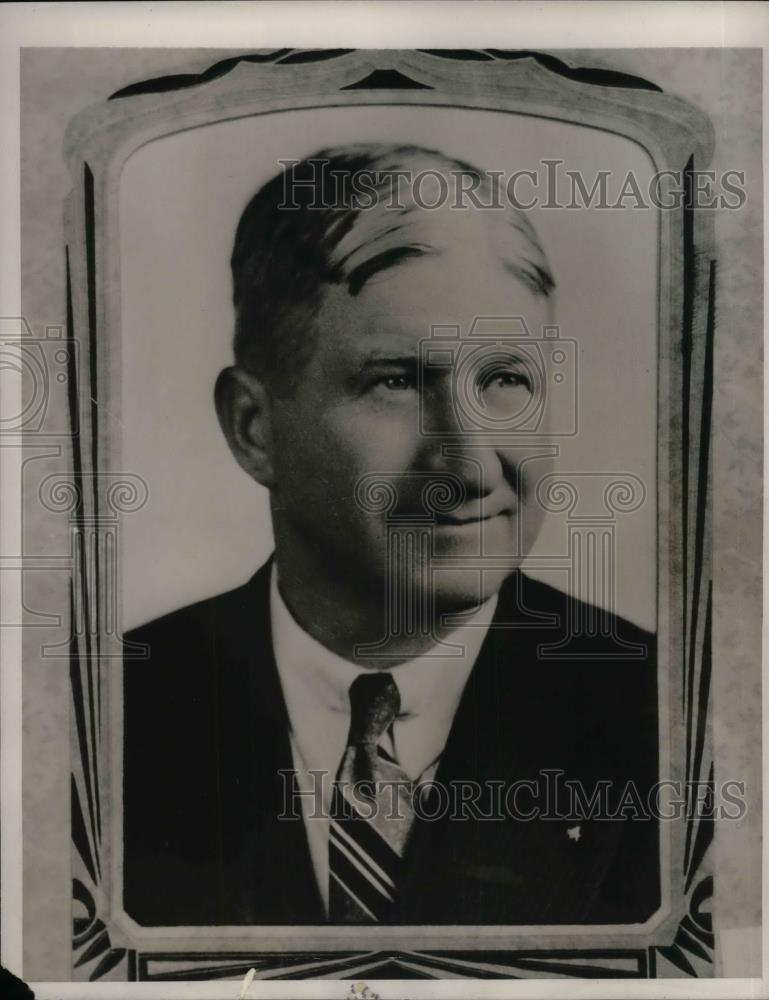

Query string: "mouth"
[434, 511, 510, 527]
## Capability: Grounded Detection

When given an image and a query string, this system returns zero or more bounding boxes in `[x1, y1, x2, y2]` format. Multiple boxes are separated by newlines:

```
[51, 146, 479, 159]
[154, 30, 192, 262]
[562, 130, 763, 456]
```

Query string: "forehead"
[316, 250, 551, 357]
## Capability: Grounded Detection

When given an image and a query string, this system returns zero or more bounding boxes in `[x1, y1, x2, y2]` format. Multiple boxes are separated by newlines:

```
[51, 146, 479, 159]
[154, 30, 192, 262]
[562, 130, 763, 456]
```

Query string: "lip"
[434, 511, 509, 527]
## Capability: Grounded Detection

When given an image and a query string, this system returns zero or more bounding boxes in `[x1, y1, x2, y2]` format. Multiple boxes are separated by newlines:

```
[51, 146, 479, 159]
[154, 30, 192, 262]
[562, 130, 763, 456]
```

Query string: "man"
[123, 145, 659, 927]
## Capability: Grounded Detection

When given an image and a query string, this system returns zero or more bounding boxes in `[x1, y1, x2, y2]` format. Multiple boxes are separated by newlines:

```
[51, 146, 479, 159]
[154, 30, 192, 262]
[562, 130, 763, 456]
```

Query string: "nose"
[427, 440, 504, 501]
[418, 389, 505, 501]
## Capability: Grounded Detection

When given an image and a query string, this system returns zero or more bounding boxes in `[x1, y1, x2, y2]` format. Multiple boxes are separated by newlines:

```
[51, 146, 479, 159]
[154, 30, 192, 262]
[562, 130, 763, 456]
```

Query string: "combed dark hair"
[231, 144, 555, 394]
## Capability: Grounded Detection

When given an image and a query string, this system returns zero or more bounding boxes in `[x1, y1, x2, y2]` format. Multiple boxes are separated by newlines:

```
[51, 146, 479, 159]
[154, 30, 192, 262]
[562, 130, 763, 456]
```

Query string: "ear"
[215, 366, 276, 489]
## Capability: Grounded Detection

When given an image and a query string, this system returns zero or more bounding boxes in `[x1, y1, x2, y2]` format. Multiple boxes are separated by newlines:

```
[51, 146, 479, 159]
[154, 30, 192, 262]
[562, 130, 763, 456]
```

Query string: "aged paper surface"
[1, 2, 765, 998]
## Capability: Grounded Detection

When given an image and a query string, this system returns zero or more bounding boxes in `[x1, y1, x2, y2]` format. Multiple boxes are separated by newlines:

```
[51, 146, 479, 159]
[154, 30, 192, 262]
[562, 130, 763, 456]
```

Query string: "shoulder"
[506, 570, 655, 650]
[122, 560, 274, 722]
[122, 560, 277, 781]
[491, 571, 658, 749]
[125, 559, 272, 654]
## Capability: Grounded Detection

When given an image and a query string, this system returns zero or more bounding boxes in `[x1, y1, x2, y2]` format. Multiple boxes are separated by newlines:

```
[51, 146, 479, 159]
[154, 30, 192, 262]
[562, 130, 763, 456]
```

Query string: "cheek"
[499, 450, 553, 493]
[325, 406, 421, 476]
[271, 413, 340, 505]
[274, 410, 420, 519]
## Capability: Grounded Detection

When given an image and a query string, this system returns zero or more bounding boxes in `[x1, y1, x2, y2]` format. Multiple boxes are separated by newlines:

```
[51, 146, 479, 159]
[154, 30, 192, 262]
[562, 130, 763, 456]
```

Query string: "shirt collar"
[270, 562, 497, 781]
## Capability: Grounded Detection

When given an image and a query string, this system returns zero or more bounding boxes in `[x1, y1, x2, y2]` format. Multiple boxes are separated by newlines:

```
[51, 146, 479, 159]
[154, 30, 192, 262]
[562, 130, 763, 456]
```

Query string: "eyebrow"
[359, 345, 533, 368]
[359, 355, 420, 369]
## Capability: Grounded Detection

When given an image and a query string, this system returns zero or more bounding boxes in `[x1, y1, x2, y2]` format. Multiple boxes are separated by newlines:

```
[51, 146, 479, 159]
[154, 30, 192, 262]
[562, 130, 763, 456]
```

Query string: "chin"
[428, 564, 519, 615]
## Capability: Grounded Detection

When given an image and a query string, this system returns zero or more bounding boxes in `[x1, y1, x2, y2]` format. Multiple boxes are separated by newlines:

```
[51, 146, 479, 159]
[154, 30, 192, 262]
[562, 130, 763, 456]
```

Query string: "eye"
[480, 369, 531, 392]
[376, 374, 416, 392]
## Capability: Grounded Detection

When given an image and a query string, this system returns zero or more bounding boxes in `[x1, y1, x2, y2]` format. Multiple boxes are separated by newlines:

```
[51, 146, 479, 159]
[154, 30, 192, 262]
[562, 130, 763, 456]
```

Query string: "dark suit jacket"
[123, 561, 660, 926]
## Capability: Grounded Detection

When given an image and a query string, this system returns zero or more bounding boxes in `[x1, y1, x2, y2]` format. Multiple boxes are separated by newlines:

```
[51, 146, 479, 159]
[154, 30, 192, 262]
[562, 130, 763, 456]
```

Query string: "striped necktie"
[328, 672, 415, 924]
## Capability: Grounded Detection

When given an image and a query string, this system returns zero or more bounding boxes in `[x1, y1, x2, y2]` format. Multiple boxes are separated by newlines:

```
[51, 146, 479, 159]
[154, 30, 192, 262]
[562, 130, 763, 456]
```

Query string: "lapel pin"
[567, 825, 582, 842]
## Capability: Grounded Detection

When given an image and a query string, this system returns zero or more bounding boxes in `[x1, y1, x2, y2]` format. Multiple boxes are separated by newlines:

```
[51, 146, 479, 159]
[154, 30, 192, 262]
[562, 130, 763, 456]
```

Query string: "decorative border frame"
[60, 48, 715, 981]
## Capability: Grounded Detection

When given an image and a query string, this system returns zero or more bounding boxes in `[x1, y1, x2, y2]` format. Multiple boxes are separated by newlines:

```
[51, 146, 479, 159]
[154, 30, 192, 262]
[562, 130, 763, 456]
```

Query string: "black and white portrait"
[10, 19, 763, 990]
[122, 135, 660, 928]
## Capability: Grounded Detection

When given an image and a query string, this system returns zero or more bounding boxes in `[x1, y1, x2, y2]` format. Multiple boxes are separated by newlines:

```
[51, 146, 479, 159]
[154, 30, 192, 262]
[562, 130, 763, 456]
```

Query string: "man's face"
[267, 242, 554, 613]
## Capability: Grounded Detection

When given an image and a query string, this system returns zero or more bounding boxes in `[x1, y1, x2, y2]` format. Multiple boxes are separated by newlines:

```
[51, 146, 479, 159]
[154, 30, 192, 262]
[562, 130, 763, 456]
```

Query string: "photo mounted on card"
[28, 48, 727, 981]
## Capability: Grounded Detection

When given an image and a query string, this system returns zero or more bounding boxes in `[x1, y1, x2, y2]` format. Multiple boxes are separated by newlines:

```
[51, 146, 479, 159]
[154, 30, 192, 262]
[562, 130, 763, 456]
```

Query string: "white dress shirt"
[269, 564, 497, 912]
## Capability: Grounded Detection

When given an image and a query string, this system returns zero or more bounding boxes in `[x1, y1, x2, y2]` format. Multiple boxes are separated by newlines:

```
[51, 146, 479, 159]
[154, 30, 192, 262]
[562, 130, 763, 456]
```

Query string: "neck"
[272, 533, 480, 668]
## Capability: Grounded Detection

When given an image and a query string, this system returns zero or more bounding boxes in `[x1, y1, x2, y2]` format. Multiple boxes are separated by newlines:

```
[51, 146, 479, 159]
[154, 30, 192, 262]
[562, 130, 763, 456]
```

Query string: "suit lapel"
[214, 562, 325, 924]
[393, 591, 520, 923]
[394, 572, 626, 924]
